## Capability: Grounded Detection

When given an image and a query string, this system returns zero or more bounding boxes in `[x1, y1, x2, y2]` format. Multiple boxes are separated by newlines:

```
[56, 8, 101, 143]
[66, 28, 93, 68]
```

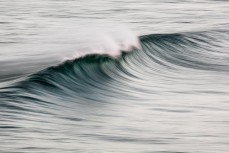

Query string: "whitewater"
[1, 0, 229, 153]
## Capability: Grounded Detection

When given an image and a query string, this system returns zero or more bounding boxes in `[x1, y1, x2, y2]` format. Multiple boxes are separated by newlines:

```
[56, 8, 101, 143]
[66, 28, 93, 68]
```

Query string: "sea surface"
[1, 0, 229, 153]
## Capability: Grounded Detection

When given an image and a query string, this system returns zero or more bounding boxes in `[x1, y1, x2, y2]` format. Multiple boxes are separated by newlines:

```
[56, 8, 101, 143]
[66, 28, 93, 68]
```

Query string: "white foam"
[41, 23, 140, 60]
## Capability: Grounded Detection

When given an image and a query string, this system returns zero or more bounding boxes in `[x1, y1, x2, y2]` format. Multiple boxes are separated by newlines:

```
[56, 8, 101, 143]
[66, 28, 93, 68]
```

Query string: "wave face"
[1, 30, 229, 153]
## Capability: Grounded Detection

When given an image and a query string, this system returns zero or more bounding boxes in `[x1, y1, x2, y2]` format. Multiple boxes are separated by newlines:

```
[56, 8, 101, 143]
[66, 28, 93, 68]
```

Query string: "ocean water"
[1, 0, 229, 153]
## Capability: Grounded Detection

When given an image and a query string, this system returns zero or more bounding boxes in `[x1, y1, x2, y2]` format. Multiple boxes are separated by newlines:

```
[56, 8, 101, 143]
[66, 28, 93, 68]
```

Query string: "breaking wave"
[1, 30, 229, 102]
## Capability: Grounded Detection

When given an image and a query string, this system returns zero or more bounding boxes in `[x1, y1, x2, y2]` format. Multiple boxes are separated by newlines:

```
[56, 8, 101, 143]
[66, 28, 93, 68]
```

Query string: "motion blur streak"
[0, 0, 229, 153]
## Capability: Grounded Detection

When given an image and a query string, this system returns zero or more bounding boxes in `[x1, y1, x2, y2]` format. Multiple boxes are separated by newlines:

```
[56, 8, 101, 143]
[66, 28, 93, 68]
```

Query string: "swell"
[140, 30, 229, 71]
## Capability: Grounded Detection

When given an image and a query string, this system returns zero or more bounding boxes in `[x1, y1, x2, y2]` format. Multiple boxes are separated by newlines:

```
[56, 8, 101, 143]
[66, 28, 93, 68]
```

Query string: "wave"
[0, 24, 140, 82]
[1, 30, 229, 105]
